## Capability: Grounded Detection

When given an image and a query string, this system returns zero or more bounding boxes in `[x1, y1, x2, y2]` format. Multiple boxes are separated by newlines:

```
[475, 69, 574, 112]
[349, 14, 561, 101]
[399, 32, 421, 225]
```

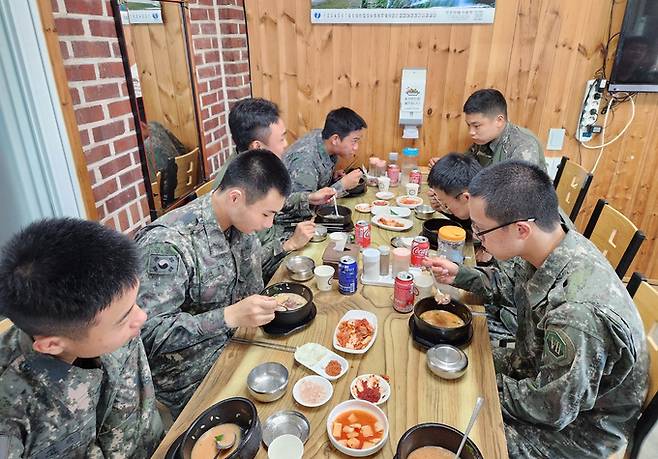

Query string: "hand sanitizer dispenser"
[399, 68, 427, 139]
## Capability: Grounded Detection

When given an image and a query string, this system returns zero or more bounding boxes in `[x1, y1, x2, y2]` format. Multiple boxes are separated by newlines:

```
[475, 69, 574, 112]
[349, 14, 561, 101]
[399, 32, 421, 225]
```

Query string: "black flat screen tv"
[608, 0, 658, 93]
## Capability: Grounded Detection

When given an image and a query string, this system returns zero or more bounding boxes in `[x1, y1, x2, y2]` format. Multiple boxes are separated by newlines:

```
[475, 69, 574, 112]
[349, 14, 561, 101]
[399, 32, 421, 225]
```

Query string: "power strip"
[577, 79, 606, 142]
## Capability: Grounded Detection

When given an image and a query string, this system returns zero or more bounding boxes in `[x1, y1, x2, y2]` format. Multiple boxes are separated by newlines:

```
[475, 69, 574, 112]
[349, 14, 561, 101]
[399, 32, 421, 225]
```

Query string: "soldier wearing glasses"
[424, 161, 647, 458]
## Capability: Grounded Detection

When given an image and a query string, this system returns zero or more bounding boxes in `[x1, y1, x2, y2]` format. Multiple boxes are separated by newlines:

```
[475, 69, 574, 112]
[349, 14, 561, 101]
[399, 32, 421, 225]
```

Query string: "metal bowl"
[286, 256, 315, 281]
[427, 344, 468, 380]
[247, 362, 289, 403]
[394, 422, 483, 459]
[262, 410, 310, 447]
[414, 204, 436, 220]
[311, 224, 328, 242]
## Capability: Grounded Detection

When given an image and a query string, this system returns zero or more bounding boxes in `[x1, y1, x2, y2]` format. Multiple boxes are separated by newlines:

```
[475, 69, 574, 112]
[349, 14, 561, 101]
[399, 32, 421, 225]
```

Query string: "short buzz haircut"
[468, 160, 560, 231]
[428, 153, 482, 196]
[229, 98, 281, 153]
[463, 89, 508, 119]
[218, 149, 291, 203]
[321, 107, 367, 140]
[0, 218, 139, 338]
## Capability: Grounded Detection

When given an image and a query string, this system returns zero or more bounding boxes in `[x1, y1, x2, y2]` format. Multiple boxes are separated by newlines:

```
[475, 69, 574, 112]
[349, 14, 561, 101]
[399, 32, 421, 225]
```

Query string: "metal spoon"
[454, 397, 484, 459]
[212, 432, 237, 458]
[332, 195, 340, 217]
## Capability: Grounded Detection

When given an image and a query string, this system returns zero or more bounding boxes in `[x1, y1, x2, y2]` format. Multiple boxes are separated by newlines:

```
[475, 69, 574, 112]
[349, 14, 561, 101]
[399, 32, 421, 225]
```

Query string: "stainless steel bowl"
[427, 344, 468, 380]
[286, 256, 315, 282]
[414, 204, 436, 220]
[262, 410, 310, 447]
[247, 362, 289, 402]
[311, 224, 328, 242]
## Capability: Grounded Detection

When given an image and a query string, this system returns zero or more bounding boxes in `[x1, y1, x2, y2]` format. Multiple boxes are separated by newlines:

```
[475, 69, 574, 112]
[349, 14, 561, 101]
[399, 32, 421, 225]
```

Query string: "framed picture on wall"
[120, 0, 163, 24]
[310, 1, 496, 24]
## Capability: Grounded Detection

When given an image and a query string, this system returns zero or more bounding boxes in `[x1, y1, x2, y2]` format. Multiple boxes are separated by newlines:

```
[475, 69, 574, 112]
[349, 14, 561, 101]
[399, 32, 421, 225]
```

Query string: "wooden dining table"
[152, 179, 509, 458]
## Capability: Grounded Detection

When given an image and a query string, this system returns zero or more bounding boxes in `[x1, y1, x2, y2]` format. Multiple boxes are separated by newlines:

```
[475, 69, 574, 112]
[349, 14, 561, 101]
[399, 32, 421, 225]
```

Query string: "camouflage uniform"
[452, 229, 648, 458]
[144, 122, 188, 204]
[467, 122, 547, 172]
[0, 330, 163, 458]
[135, 193, 263, 418]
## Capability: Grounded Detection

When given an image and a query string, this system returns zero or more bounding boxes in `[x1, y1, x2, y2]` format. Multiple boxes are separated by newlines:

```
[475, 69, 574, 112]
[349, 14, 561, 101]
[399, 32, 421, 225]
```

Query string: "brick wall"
[51, 0, 250, 233]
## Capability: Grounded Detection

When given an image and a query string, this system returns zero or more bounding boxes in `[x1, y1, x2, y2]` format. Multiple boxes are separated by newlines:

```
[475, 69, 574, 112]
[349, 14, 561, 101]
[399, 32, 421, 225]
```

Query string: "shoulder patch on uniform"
[147, 254, 179, 276]
[544, 329, 575, 366]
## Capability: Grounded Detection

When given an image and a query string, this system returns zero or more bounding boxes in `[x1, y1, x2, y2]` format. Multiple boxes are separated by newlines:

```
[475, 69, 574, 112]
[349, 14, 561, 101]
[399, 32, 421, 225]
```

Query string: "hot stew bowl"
[412, 297, 473, 346]
[261, 282, 314, 328]
[394, 422, 483, 459]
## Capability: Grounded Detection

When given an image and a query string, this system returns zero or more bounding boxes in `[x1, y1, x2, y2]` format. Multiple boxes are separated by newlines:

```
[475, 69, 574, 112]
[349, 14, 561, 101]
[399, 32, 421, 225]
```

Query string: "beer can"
[387, 164, 400, 187]
[409, 168, 422, 186]
[393, 271, 415, 313]
[338, 256, 358, 295]
[355, 220, 371, 248]
[410, 236, 430, 267]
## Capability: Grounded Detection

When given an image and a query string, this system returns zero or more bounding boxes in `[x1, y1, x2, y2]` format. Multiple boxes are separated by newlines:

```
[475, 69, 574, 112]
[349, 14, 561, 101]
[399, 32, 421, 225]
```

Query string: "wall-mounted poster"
[120, 0, 163, 25]
[311, 1, 495, 24]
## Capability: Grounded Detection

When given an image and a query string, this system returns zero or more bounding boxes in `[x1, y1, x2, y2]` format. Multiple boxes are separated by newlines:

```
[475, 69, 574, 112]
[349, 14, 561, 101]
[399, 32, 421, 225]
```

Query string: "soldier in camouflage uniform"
[135, 150, 292, 418]
[209, 98, 335, 281]
[282, 107, 367, 223]
[142, 121, 189, 205]
[0, 218, 163, 458]
[425, 161, 647, 458]
[429, 89, 546, 172]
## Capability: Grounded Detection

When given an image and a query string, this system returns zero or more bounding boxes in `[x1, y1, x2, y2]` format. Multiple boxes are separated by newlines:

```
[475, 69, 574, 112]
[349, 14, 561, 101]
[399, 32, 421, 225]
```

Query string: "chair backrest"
[627, 272, 658, 459]
[174, 147, 200, 198]
[151, 171, 163, 216]
[554, 156, 593, 221]
[583, 199, 646, 279]
[0, 318, 13, 335]
[195, 180, 214, 198]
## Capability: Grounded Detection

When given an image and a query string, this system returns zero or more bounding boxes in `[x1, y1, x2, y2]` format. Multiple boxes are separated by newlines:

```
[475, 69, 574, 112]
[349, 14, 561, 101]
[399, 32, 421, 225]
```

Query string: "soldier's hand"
[428, 156, 439, 168]
[283, 220, 315, 251]
[422, 257, 459, 284]
[308, 187, 336, 205]
[427, 189, 448, 213]
[224, 295, 283, 328]
[333, 168, 346, 180]
[340, 169, 363, 190]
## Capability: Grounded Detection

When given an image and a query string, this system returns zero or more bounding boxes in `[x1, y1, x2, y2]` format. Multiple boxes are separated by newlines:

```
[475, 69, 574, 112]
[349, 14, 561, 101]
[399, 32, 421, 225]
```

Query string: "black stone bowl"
[261, 282, 314, 328]
[315, 204, 353, 226]
[180, 397, 261, 459]
[394, 422, 484, 459]
[343, 168, 367, 197]
[421, 218, 468, 250]
[412, 297, 473, 346]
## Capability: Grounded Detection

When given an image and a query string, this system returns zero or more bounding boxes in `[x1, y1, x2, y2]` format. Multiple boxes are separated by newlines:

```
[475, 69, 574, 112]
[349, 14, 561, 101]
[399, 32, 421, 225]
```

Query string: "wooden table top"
[152, 181, 509, 459]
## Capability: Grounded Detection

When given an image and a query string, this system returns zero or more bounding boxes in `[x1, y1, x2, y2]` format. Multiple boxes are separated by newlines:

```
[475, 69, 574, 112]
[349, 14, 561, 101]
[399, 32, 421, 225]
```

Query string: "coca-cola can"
[410, 236, 429, 267]
[409, 168, 422, 186]
[355, 220, 371, 248]
[387, 164, 400, 187]
[393, 271, 415, 313]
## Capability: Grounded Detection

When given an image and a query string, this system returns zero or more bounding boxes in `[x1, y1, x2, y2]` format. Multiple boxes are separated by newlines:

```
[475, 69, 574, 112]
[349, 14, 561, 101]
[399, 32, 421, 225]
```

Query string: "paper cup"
[314, 265, 335, 291]
[406, 183, 419, 197]
[330, 232, 348, 252]
[377, 176, 391, 192]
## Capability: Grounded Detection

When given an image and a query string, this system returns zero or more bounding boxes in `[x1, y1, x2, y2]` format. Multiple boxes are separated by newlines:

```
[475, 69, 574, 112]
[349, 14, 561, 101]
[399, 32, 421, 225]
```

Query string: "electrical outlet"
[577, 79, 606, 142]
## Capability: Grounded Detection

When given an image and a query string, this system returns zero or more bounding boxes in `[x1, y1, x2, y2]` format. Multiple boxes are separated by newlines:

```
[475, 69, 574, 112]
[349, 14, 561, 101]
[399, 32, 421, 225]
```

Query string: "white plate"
[293, 375, 334, 407]
[371, 214, 413, 232]
[354, 203, 372, 213]
[333, 310, 378, 354]
[384, 206, 411, 218]
[294, 343, 349, 381]
[326, 399, 389, 457]
[350, 374, 391, 405]
[375, 191, 395, 200]
[396, 195, 424, 208]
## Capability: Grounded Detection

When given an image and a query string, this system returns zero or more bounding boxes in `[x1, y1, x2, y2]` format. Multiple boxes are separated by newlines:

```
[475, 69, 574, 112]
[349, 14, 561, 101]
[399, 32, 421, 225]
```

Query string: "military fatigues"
[144, 122, 188, 204]
[0, 330, 163, 458]
[135, 193, 263, 418]
[467, 122, 547, 172]
[452, 229, 648, 458]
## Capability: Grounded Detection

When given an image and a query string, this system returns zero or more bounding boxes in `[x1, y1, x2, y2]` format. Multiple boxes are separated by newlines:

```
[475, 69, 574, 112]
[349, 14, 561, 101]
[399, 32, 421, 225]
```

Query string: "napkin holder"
[322, 242, 360, 278]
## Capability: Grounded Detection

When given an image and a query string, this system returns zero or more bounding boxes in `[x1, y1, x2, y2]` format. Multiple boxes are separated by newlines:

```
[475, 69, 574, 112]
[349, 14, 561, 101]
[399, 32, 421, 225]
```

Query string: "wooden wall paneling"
[369, 27, 392, 159]
[484, 0, 519, 92]
[423, 24, 451, 158]
[405, 26, 431, 157]
[279, 1, 299, 141]
[244, 1, 263, 100]
[131, 24, 164, 128]
[384, 25, 411, 155]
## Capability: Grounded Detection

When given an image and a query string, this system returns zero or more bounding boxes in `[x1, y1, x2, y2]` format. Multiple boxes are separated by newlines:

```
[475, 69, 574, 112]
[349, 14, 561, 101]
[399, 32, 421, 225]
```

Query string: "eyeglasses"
[471, 218, 536, 238]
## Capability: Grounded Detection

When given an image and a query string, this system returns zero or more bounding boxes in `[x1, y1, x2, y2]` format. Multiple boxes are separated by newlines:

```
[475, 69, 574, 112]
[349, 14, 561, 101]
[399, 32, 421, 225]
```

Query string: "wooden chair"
[553, 156, 593, 222]
[151, 171, 163, 216]
[583, 199, 646, 279]
[174, 147, 200, 199]
[0, 318, 13, 335]
[626, 272, 658, 458]
[194, 180, 214, 198]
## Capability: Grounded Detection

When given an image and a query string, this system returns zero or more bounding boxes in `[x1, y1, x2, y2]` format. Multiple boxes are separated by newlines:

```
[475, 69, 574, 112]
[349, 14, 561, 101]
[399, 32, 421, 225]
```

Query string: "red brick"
[118, 166, 143, 188]
[111, 41, 120, 58]
[201, 92, 218, 106]
[89, 19, 116, 38]
[108, 99, 132, 118]
[83, 83, 120, 102]
[51, 0, 60, 13]
[86, 143, 111, 163]
[196, 0, 214, 6]
[64, 0, 104, 15]
[203, 117, 219, 131]
[190, 8, 208, 21]
[190, 23, 201, 35]
[219, 7, 244, 21]
[194, 53, 205, 66]
[98, 61, 125, 78]
[221, 37, 246, 49]
[59, 42, 69, 59]
[92, 119, 126, 143]
[71, 40, 111, 58]
[197, 66, 216, 79]
[208, 78, 222, 91]
[204, 50, 220, 63]
[225, 75, 242, 87]
[54, 17, 84, 35]
[99, 153, 132, 180]
[224, 62, 249, 74]
[200, 23, 217, 35]
[75, 105, 104, 124]
[193, 37, 212, 49]
[79, 129, 90, 146]
[96, 204, 106, 220]
[222, 50, 240, 61]
[113, 134, 138, 154]
[140, 197, 150, 218]
[69, 87, 81, 105]
[65, 64, 96, 82]
[220, 23, 240, 35]
[92, 178, 118, 202]
[117, 209, 130, 231]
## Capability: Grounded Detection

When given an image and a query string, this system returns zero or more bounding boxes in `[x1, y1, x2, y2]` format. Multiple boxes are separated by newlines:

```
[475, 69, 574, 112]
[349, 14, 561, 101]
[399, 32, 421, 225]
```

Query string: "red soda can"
[409, 168, 422, 186]
[410, 236, 429, 267]
[393, 271, 415, 313]
[387, 164, 400, 186]
[355, 220, 371, 248]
